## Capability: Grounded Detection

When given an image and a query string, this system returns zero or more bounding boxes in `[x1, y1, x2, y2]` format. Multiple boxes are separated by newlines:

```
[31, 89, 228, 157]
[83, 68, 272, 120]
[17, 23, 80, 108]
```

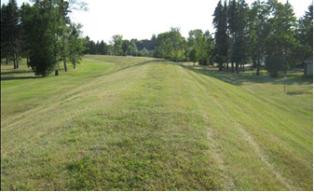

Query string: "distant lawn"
[1, 55, 312, 190]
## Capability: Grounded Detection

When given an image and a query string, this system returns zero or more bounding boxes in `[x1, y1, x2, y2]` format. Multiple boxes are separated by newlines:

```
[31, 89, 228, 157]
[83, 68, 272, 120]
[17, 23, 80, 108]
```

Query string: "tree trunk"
[231, 62, 234, 73]
[13, 57, 17, 69]
[73, 58, 77, 69]
[26, 56, 30, 68]
[16, 53, 19, 69]
[236, 63, 239, 74]
[63, 57, 67, 72]
[226, 62, 229, 71]
[219, 63, 223, 71]
[256, 59, 260, 76]
[55, 69, 59, 76]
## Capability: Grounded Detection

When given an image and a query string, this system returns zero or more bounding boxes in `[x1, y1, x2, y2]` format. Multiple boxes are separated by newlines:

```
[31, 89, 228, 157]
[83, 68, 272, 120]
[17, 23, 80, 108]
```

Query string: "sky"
[3, 0, 313, 42]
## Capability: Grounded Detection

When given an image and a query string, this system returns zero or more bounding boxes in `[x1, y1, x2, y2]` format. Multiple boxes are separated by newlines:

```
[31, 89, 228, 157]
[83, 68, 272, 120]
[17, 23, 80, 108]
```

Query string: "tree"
[68, 23, 85, 69]
[227, 0, 237, 72]
[122, 40, 130, 56]
[187, 29, 214, 65]
[227, 0, 249, 73]
[112, 35, 123, 56]
[154, 28, 186, 61]
[127, 40, 138, 56]
[1, 3, 10, 64]
[83, 36, 96, 54]
[187, 29, 204, 64]
[1, 0, 20, 68]
[21, 0, 61, 76]
[265, 0, 297, 77]
[248, 0, 271, 75]
[296, 4, 313, 62]
[202, 31, 215, 65]
[57, 0, 71, 72]
[213, 0, 229, 71]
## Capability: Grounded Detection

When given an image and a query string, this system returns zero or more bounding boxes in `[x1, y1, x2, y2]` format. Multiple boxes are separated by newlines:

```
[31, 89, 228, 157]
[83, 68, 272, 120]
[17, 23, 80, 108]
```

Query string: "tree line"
[84, 28, 215, 65]
[1, 0, 85, 76]
[84, 0, 312, 77]
[1, 0, 313, 77]
[84, 35, 156, 57]
[213, 0, 313, 77]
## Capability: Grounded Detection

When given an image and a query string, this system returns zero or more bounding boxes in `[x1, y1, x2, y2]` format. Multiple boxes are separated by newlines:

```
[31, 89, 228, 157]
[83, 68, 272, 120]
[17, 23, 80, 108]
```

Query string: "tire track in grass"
[234, 123, 293, 190]
[203, 71, 313, 166]
[178, 66, 235, 190]
[200, 72, 311, 190]
[2, 59, 155, 130]
[1, 62, 151, 142]
[185, 69, 294, 190]
[1, 63, 153, 159]
[1, 57, 148, 126]
[190, 68, 311, 159]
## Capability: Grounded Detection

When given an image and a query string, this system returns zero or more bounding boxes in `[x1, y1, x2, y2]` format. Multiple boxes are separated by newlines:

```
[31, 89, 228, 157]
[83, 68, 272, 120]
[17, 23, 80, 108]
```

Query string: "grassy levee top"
[1, 55, 312, 190]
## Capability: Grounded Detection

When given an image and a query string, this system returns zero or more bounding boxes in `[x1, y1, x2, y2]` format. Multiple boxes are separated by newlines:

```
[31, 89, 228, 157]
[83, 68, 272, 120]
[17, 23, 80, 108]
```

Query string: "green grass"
[1, 55, 312, 190]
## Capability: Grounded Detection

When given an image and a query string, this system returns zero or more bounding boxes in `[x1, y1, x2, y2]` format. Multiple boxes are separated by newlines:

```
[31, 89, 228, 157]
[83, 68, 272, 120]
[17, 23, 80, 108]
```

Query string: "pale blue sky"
[3, 0, 313, 42]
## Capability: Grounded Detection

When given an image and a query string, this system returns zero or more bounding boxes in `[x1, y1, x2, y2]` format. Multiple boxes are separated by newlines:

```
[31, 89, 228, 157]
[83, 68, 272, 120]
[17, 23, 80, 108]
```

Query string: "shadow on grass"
[1, 59, 164, 81]
[0, 70, 33, 75]
[1, 75, 39, 81]
[286, 90, 310, 95]
[1, 67, 38, 81]
[180, 64, 312, 86]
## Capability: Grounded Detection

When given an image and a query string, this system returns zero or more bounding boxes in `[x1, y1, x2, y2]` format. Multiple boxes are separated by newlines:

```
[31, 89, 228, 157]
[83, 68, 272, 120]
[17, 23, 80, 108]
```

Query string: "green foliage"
[187, 29, 214, 65]
[265, 55, 286, 77]
[127, 40, 138, 56]
[187, 29, 204, 63]
[68, 23, 85, 69]
[248, 0, 271, 75]
[213, 0, 229, 70]
[112, 35, 124, 56]
[21, 1, 60, 76]
[1, 0, 20, 68]
[154, 28, 186, 61]
[296, 5, 313, 60]
[2, 0, 85, 76]
[265, 0, 298, 77]
[227, 0, 250, 73]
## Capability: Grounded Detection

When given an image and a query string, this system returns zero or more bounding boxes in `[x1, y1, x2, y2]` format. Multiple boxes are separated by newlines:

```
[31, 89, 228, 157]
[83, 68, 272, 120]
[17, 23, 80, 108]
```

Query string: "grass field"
[1, 55, 313, 190]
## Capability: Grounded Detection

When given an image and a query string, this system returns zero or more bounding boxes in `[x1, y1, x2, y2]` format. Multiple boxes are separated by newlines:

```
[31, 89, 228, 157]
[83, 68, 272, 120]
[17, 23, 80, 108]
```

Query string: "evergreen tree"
[297, 4, 313, 61]
[227, 0, 237, 72]
[1, 4, 10, 64]
[227, 0, 249, 73]
[21, 0, 60, 76]
[1, 0, 20, 68]
[213, 0, 229, 71]
[248, 0, 271, 75]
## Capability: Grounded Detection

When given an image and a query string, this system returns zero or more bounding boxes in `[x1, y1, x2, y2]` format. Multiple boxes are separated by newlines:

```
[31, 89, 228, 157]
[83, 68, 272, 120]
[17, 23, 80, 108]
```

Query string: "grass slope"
[1, 55, 312, 190]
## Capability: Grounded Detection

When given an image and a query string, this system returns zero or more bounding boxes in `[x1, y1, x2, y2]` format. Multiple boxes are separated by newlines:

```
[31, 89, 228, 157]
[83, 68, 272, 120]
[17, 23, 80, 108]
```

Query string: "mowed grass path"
[1, 55, 312, 190]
